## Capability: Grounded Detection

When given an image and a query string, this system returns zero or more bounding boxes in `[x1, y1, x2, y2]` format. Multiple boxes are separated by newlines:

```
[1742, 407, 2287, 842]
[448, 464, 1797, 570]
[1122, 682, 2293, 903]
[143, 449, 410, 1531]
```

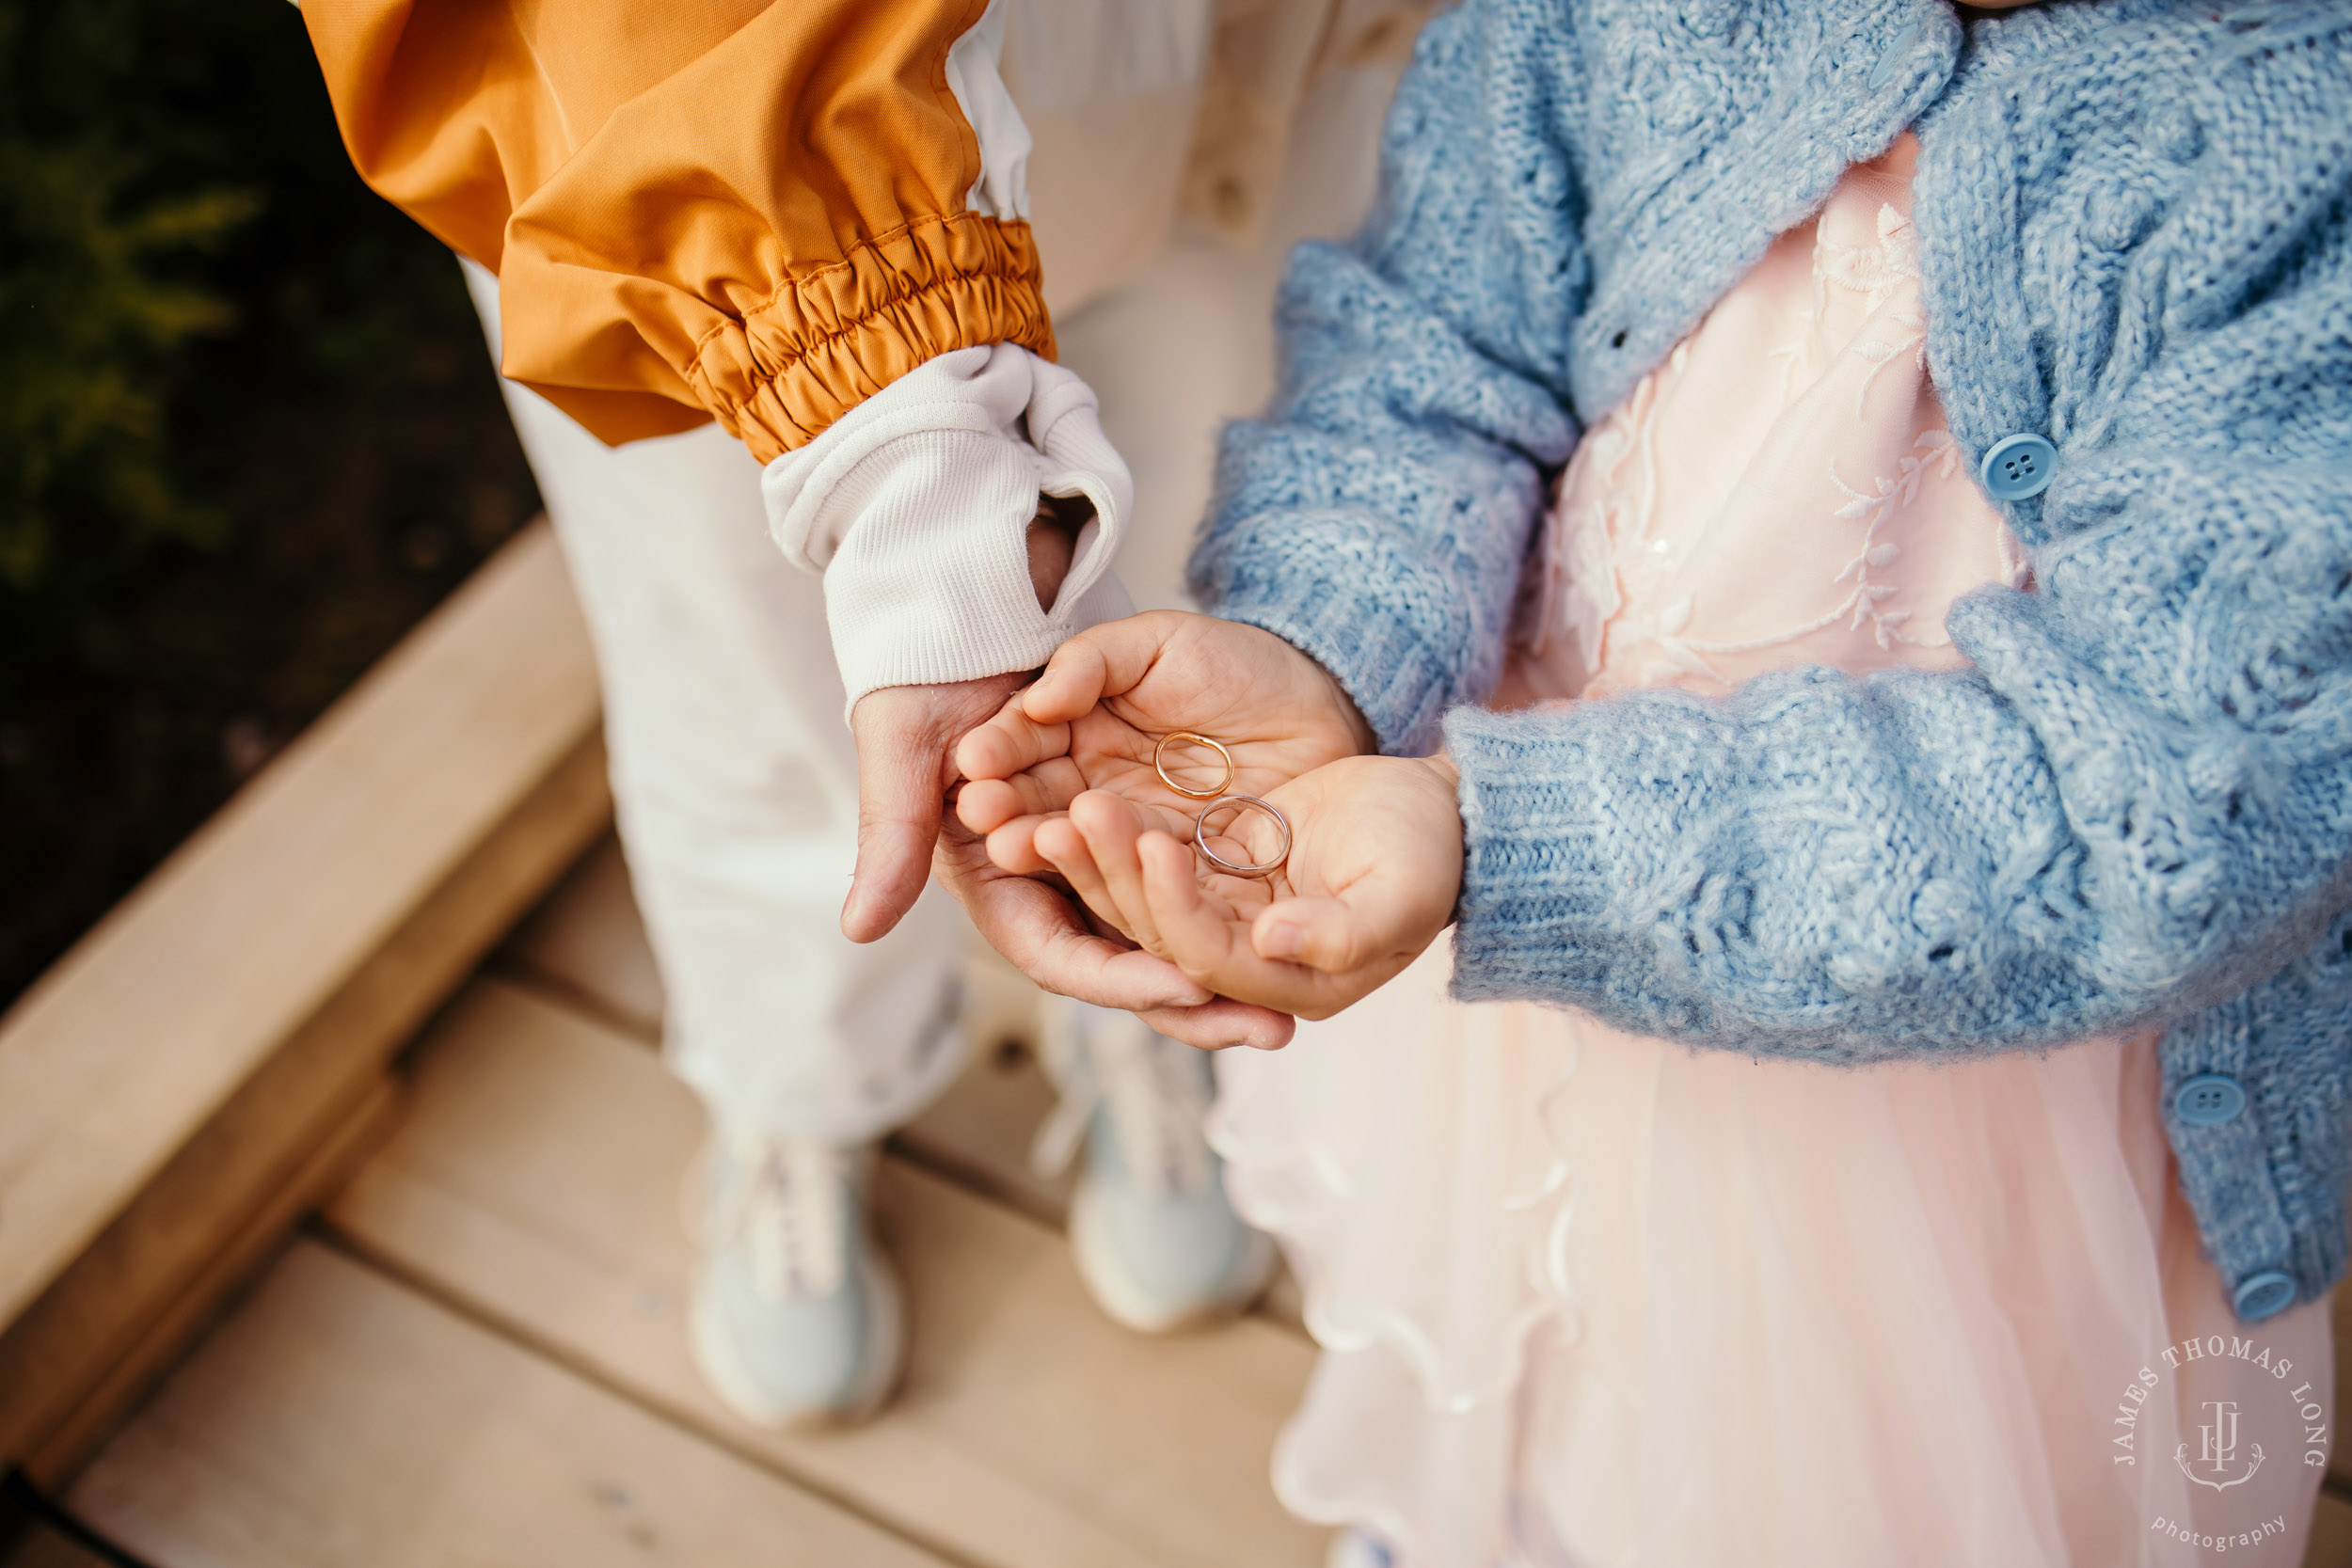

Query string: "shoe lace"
[1030, 1002, 1215, 1199]
[700, 1135, 852, 1301]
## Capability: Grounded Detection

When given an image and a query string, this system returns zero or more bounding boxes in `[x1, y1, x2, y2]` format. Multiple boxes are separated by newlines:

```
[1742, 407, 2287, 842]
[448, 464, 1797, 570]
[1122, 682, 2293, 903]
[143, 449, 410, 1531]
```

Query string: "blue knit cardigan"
[1191, 0, 2352, 1321]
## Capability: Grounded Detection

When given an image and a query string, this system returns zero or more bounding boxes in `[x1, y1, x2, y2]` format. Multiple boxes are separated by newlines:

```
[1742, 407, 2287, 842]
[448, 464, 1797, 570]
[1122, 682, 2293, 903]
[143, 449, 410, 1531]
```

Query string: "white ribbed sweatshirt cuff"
[761, 343, 1135, 719]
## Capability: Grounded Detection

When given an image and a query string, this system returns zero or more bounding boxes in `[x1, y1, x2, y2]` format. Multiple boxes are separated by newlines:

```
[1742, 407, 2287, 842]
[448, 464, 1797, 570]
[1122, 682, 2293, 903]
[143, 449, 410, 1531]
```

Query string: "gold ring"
[1153, 730, 1235, 800]
[1193, 795, 1290, 879]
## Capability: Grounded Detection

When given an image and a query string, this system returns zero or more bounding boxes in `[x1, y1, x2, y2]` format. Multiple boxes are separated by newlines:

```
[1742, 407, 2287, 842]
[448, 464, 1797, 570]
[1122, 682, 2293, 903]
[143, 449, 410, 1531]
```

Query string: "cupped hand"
[953, 610, 1375, 876]
[841, 544, 1295, 1047]
[929, 801, 1296, 1050]
[1026, 753, 1464, 1020]
[845, 653, 1295, 1049]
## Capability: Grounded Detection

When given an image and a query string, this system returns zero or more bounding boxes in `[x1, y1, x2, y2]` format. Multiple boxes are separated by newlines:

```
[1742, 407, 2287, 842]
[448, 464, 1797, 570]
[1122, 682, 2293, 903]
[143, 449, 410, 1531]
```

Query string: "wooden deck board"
[0, 524, 611, 1477]
[19, 1078, 403, 1489]
[0, 522, 600, 1335]
[67, 1242, 947, 1568]
[2310, 1490, 2352, 1567]
[322, 978, 1325, 1568]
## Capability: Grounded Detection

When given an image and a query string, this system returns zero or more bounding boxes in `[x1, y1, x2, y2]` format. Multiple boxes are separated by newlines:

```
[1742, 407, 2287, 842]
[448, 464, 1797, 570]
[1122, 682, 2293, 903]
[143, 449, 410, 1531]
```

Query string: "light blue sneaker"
[687, 1134, 902, 1429]
[1035, 1002, 1275, 1333]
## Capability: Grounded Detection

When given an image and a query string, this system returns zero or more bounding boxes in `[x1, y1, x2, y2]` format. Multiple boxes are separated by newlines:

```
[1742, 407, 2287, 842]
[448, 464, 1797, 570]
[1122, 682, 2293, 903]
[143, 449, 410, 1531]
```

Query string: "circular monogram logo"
[2110, 1331, 2330, 1556]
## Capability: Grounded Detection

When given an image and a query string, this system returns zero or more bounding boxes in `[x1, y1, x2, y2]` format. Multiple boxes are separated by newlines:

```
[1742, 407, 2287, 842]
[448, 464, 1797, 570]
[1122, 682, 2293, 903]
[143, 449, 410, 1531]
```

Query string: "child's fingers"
[955, 757, 1085, 834]
[983, 813, 1059, 875]
[954, 697, 1073, 783]
[1034, 814, 1140, 942]
[951, 862, 1215, 1011]
[1135, 831, 1308, 1010]
[1137, 997, 1296, 1053]
[1020, 616, 1171, 723]
[956, 778, 1025, 835]
[1066, 790, 1176, 956]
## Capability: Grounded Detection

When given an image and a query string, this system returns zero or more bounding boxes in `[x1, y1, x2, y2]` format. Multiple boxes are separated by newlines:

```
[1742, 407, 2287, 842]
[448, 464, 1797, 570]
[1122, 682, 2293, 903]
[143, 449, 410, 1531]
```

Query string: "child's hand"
[1029, 755, 1464, 1022]
[953, 610, 1375, 872]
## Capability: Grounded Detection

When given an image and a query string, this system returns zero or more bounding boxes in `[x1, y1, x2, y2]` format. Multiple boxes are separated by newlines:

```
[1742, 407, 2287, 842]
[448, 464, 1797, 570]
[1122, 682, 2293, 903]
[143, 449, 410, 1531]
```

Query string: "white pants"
[465, 261, 964, 1148]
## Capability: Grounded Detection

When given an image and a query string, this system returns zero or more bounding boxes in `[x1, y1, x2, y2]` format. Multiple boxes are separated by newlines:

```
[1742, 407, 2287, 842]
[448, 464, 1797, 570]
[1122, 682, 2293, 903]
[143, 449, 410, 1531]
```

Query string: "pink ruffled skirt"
[1213, 960, 2330, 1565]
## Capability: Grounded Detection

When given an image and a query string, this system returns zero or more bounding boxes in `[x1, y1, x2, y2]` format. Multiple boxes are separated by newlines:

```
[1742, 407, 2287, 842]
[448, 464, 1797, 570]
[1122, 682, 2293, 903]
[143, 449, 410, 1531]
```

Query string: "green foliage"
[0, 151, 257, 585]
[0, 0, 541, 1003]
[0, 2, 260, 590]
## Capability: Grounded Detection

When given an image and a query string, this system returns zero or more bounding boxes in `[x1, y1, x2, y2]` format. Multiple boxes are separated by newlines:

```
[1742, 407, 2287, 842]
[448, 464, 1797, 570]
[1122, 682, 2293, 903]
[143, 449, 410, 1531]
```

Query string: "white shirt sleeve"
[761, 342, 1135, 718]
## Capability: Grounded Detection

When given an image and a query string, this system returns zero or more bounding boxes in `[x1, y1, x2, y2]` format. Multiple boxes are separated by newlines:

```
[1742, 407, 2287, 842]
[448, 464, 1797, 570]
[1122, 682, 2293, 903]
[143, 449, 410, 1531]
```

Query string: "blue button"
[1979, 433, 2058, 500]
[1868, 20, 1922, 90]
[2233, 1271, 2297, 1322]
[2173, 1073, 2248, 1127]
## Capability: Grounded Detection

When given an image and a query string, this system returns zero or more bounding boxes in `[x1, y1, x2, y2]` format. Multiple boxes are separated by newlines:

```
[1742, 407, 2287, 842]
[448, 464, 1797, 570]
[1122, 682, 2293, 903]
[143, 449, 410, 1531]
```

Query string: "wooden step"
[315, 978, 1324, 1568]
[68, 1241, 947, 1568]
[18, 1080, 403, 1486]
[0, 521, 608, 1481]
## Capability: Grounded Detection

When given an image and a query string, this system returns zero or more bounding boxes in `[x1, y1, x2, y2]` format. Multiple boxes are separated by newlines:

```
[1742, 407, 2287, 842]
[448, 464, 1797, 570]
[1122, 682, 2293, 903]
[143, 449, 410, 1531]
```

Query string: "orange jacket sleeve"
[302, 0, 1055, 461]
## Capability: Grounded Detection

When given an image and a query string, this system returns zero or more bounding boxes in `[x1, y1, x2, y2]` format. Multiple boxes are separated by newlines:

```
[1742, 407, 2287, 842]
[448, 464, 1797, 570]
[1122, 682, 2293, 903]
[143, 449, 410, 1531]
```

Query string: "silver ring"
[1192, 795, 1290, 879]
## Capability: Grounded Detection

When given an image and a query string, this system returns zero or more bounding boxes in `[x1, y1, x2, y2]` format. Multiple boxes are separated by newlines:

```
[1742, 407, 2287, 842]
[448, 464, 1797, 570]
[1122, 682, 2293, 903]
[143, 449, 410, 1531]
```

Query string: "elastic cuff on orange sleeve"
[686, 212, 1055, 463]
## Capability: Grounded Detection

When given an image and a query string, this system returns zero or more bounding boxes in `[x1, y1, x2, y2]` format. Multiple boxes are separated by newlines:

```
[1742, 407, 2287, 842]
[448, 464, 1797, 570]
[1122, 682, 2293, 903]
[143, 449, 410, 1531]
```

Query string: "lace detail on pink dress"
[1506, 140, 2024, 707]
[1211, 137, 2330, 1568]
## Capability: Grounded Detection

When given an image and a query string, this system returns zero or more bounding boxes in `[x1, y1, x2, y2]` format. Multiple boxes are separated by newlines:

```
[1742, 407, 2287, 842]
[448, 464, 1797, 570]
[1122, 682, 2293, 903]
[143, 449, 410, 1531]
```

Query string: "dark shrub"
[0, 0, 540, 1004]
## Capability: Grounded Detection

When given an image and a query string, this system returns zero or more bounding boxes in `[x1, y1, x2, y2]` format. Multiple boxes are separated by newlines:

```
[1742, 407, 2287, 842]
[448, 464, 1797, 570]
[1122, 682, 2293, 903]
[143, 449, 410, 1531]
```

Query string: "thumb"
[1021, 612, 1170, 723]
[1020, 637, 1113, 725]
[844, 702, 948, 943]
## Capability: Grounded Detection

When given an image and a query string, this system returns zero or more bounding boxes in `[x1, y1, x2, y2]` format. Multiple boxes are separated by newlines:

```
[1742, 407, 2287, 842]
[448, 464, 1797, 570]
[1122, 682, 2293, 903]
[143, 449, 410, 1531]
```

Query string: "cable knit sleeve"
[1448, 173, 2352, 1058]
[1187, 2, 1585, 757]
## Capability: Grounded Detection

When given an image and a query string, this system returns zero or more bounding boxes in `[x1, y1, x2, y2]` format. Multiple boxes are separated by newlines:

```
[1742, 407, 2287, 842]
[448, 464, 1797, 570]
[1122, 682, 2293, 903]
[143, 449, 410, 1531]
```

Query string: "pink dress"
[1210, 139, 2334, 1568]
